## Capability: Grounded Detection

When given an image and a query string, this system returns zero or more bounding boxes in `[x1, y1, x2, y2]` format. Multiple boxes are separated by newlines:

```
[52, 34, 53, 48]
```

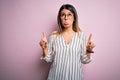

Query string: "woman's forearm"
[86, 52, 91, 59]
[86, 49, 94, 59]
[43, 48, 48, 57]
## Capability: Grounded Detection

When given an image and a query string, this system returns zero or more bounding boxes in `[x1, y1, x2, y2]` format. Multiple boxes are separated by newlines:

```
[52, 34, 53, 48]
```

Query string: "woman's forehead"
[61, 9, 73, 14]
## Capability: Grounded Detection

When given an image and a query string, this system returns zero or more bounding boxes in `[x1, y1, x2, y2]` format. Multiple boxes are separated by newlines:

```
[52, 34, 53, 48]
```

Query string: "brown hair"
[57, 4, 80, 34]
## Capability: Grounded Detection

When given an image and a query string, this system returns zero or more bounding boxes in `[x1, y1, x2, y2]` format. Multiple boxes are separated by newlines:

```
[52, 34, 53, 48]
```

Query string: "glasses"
[60, 13, 73, 19]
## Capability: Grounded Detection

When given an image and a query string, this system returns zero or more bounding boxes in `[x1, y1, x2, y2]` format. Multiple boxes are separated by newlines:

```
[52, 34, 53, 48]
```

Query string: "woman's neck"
[63, 26, 74, 33]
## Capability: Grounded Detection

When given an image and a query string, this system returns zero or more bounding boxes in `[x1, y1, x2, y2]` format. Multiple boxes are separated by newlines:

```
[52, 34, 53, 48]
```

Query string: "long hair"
[57, 4, 80, 34]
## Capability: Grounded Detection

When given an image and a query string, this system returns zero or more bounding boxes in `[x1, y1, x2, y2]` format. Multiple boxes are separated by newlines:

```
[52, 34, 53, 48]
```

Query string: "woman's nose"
[65, 15, 68, 20]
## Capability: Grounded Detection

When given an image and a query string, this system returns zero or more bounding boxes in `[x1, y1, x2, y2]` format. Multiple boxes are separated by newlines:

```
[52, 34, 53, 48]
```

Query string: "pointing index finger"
[88, 33, 92, 42]
[42, 32, 46, 38]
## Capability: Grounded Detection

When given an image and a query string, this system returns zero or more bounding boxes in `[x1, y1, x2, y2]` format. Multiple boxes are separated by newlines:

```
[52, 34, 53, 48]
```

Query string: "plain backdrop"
[0, 0, 120, 80]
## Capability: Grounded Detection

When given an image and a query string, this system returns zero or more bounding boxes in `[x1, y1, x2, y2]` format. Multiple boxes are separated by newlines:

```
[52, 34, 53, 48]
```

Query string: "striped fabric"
[41, 31, 92, 80]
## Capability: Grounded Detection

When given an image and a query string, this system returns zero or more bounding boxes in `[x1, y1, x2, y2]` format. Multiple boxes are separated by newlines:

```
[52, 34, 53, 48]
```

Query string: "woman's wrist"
[43, 45, 48, 57]
[86, 49, 94, 53]
[42, 43, 48, 49]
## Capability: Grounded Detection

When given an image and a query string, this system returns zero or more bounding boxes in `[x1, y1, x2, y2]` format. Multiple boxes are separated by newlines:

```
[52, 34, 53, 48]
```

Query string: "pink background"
[0, 0, 120, 80]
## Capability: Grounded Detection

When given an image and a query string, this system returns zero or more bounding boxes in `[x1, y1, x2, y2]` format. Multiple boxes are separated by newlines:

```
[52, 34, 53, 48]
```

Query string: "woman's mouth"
[64, 22, 69, 25]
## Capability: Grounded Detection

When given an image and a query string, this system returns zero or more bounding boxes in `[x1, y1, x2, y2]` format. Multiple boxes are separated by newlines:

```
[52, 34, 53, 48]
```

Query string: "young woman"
[40, 4, 95, 80]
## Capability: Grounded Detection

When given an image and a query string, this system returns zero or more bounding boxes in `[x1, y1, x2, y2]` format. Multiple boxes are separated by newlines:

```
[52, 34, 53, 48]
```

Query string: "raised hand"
[87, 33, 95, 53]
[39, 32, 48, 49]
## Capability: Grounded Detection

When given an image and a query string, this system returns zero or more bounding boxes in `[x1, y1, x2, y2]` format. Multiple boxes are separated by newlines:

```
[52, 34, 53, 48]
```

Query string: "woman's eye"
[68, 14, 72, 16]
[61, 14, 65, 17]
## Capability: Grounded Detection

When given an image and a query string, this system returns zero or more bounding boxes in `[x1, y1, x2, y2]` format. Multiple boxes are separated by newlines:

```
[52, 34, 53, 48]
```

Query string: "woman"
[40, 4, 95, 80]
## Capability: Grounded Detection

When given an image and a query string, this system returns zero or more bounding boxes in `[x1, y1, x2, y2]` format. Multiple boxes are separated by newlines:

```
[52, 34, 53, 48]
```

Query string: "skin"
[60, 9, 74, 29]
[60, 9, 76, 44]
[39, 9, 95, 58]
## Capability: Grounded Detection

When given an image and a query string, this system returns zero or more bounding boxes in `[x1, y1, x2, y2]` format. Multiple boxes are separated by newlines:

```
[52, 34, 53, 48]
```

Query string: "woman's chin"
[63, 25, 71, 28]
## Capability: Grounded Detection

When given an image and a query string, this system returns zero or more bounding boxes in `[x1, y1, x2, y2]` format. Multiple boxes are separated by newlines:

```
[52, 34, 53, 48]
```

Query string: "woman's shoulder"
[77, 30, 86, 39]
[50, 31, 59, 38]
[52, 31, 59, 35]
[77, 30, 84, 35]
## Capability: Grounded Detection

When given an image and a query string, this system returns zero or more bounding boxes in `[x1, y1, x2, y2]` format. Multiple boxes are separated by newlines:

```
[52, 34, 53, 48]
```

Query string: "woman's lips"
[64, 22, 69, 25]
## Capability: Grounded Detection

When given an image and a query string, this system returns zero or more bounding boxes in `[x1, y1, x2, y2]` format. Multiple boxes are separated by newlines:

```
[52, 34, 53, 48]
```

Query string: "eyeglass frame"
[60, 13, 74, 19]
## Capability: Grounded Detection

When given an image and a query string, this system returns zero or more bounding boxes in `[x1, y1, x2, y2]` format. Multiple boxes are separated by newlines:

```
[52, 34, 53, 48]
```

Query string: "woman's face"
[60, 9, 74, 28]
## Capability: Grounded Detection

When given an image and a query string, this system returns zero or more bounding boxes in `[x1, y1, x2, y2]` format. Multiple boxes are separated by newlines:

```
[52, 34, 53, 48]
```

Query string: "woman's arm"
[80, 32, 95, 64]
[39, 32, 48, 57]
[40, 33, 55, 62]
[42, 46, 48, 57]
[86, 33, 95, 59]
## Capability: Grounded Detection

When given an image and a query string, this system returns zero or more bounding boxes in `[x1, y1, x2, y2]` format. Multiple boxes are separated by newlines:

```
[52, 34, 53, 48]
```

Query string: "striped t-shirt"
[42, 31, 92, 80]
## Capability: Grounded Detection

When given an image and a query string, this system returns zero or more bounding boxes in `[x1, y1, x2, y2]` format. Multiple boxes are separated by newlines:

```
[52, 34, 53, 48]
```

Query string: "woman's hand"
[87, 33, 95, 53]
[39, 32, 48, 49]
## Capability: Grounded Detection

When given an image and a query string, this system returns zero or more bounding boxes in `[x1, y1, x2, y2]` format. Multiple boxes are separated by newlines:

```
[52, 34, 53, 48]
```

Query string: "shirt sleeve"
[41, 34, 55, 62]
[80, 32, 92, 64]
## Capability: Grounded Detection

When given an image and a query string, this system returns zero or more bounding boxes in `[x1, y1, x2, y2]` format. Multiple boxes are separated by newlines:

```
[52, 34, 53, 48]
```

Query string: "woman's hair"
[57, 4, 80, 34]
